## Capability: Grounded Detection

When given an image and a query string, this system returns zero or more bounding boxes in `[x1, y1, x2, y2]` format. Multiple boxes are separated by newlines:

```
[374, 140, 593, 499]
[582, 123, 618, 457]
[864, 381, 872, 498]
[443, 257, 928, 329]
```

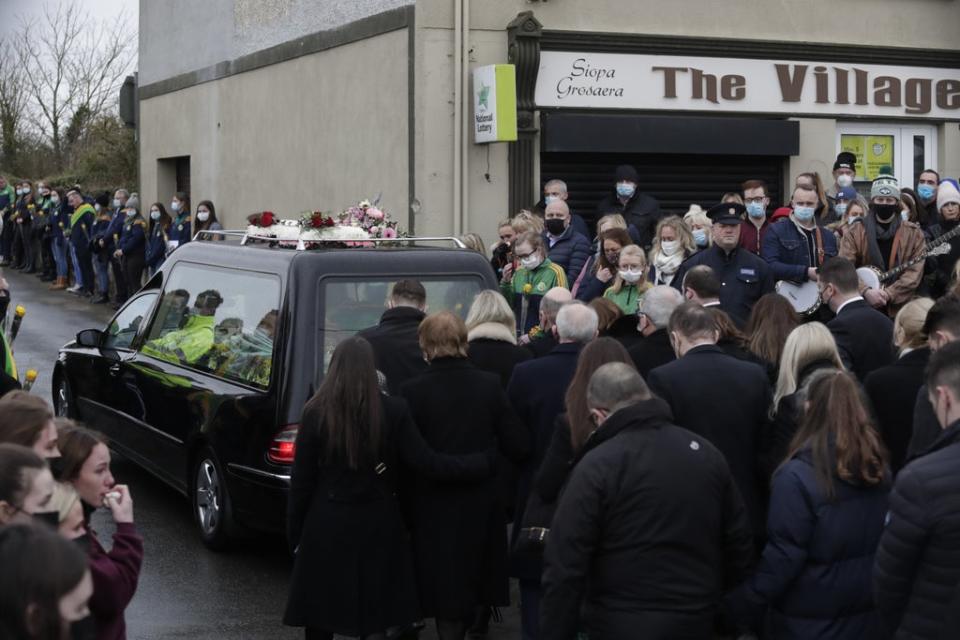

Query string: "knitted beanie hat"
[937, 180, 960, 211]
[871, 174, 900, 200]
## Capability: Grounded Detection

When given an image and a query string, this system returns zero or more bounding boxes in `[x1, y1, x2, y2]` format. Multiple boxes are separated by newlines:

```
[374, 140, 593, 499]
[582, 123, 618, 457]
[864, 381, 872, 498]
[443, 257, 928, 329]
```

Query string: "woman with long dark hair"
[727, 369, 889, 639]
[745, 293, 801, 383]
[284, 336, 495, 640]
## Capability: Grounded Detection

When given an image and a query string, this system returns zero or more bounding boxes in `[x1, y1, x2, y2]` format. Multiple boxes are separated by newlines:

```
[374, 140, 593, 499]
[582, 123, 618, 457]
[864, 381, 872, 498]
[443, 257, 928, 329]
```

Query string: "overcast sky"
[0, 0, 138, 39]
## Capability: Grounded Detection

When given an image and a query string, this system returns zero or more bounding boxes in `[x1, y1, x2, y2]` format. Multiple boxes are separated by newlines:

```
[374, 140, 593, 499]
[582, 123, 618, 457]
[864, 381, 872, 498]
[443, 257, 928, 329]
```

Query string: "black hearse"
[54, 234, 496, 548]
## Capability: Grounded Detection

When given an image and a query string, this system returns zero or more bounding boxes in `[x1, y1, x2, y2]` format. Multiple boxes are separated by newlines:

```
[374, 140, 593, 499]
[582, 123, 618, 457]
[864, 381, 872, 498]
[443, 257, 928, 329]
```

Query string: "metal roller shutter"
[540, 151, 786, 230]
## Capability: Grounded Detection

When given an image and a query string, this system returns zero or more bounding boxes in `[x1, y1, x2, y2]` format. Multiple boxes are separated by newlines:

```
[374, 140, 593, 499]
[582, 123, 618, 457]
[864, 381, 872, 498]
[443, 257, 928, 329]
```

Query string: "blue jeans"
[51, 236, 68, 277]
[69, 243, 84, 288]
[93, 257, 109, 295]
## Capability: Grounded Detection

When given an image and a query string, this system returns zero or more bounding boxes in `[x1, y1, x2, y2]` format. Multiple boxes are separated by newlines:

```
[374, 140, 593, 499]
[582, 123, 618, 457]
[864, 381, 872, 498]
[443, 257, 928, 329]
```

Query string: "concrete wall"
[139, 0, 412, 85]
[419, 0, 960, 50]
[139, 29, 409, 229]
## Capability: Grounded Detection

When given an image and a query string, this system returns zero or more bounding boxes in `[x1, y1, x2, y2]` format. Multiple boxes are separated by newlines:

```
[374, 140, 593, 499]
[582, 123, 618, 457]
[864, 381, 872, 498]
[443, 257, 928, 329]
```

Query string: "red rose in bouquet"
[260, 211, 275, 227]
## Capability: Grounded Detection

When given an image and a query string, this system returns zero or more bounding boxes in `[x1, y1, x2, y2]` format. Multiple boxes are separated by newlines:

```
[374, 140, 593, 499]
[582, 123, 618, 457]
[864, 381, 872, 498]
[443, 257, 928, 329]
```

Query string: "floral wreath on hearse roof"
[245, 199, 404, 246]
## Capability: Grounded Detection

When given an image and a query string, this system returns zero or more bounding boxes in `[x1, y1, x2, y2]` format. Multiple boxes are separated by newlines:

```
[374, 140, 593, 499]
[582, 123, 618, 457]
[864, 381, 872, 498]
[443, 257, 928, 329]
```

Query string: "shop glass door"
[836, 123, 937, 195]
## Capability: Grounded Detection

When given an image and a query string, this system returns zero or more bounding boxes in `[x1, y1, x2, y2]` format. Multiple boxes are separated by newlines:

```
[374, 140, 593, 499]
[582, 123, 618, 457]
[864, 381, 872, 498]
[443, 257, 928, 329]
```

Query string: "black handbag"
[512, 487, 557, 554]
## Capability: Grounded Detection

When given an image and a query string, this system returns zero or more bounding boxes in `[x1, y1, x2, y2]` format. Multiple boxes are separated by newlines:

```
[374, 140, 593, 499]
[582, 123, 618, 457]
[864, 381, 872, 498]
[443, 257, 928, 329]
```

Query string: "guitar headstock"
[930, 243, 951, 257]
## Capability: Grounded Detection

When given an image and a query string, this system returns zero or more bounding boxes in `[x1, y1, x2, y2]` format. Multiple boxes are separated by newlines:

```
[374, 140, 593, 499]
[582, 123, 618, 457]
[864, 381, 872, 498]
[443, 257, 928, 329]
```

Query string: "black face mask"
[73, 533, 91, 554]
[70, 615, 97, 640]
[48, 456, 65, 480]
[32, 510, 59, 529]
[872, 203, 899, 221]
[545, 219, 566, 236]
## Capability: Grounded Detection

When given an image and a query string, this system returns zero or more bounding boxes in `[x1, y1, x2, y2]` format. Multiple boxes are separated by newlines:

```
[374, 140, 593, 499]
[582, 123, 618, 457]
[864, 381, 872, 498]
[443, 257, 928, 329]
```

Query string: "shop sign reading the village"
[534, 51, 960, 119]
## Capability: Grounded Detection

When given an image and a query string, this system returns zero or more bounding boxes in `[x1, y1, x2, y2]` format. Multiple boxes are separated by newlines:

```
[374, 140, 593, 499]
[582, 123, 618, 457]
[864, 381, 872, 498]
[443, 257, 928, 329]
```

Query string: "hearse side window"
[103, 293, 158, 351]
[140, 263, 281, 389]
[320, 277, 485, 371]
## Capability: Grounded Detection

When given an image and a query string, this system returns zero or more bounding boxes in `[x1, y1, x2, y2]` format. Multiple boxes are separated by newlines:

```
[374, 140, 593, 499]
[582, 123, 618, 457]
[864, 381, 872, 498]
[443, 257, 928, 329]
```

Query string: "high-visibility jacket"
[142, 314, 215, 365]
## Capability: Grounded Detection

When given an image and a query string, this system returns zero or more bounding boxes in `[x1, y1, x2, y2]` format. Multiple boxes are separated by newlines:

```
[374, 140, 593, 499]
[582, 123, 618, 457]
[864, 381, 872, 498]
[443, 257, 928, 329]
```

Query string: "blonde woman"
[460, 232, 486, 257]
[683, 208, 713, 253]
[511, 210, 544, 235]
[603, 244, 651, 314]
[865, 297, 934, 473]
[648, 216, 695, 286]
[465, 290, 530, 388]
[765, 322, 845, 478]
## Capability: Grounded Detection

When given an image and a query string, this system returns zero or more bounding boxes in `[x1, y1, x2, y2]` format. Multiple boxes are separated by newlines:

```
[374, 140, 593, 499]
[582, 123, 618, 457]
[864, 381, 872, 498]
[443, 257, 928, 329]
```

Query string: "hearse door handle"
[109, 363, 121, 376]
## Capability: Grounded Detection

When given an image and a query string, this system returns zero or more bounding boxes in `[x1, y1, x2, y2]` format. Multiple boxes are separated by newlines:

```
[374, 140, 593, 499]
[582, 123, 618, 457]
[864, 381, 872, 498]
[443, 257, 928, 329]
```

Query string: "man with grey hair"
[542, 178, 590, 238]
[507, 300, 598, 638]
[525, 286, 572, 358]
[628, 285, 684, 377]
[541, 362, 754, 638]
[543, 199, 591, 284]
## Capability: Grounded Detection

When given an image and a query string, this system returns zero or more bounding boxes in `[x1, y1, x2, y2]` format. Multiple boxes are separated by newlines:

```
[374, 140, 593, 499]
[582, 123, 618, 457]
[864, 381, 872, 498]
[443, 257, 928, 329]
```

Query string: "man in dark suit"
[628, 285, 683, 378]
[507, 302, 599, 640]
[524, 287, 570, 358]
[818, 257, 894, 381]
[357, 279, 428, 395]
[647, 302, 771, 542]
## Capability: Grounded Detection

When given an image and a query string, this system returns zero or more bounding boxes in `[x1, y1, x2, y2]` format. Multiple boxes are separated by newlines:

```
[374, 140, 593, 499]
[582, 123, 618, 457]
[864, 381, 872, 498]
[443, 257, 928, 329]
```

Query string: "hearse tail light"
[267, 424, 299, 465]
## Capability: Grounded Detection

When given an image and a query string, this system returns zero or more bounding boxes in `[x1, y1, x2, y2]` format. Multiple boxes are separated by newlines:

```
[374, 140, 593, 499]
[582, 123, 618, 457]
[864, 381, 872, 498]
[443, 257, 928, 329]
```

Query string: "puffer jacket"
[874, 420, 960, 639]
[544, 226, 591, 285]
[727, 447, 889, 639]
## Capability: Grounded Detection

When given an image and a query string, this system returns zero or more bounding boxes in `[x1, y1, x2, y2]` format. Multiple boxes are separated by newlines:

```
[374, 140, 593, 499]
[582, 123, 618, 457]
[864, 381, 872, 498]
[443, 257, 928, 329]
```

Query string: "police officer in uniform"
[673, 202, 774, 327]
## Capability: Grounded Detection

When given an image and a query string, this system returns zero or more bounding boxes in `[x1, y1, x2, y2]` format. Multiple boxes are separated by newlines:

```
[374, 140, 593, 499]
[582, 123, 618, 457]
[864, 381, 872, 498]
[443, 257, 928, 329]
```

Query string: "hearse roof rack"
[193, 230, 467, 250]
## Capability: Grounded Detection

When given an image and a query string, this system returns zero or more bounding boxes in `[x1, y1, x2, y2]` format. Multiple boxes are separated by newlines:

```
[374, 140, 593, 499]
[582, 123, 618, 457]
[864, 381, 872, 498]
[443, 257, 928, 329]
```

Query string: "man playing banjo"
[839, 175, 926, 316]
[763, 183, 839, 302]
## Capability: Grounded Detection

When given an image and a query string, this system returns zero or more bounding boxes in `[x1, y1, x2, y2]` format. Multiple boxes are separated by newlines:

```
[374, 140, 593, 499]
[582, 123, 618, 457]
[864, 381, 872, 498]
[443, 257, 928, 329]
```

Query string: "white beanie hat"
[937, 180, 960, 211]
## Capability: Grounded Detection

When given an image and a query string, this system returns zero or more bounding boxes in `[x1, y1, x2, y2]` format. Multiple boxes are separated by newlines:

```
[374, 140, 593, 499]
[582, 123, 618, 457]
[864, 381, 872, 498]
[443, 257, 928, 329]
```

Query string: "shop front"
[506, 13, 960, 223]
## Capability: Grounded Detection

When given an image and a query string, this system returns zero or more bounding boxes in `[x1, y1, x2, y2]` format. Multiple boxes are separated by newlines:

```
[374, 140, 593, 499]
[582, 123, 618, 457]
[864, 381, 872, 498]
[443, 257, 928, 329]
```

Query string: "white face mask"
[112, 198, 121, 209]
[94, 203, 102, 212]
[170, 201, 181, 212]
[125, 208, 137, 217]
[197, 211, 210, 222]
[837, 174, 853, 188]
[50, 195, 59, 204]
[150, 210, 160, 220]
[520, 255, 542, 270]
[621, 269, 644, 284]
[901, 210, 910, 222]
[661, 239, 680, 256]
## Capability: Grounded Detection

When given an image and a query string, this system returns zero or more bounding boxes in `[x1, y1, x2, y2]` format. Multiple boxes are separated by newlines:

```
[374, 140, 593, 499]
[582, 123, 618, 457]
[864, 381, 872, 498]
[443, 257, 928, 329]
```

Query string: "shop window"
[836, 123, 936, 196]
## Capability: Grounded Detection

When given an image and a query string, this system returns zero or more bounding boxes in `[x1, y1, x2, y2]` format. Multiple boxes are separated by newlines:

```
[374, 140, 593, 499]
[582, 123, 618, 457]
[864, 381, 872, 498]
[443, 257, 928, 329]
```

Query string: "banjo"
[777, 225, 959, 315]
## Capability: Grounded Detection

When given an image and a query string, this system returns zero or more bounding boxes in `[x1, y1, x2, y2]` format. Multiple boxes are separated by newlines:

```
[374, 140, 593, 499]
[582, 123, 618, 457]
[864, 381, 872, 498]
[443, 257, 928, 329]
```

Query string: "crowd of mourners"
[2, 151, 960, 640]
[0, 178, 221, 307]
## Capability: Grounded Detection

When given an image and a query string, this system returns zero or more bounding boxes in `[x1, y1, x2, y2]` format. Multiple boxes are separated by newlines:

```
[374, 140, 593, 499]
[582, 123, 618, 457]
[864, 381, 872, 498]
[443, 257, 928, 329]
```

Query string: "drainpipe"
[461, 0, 471, 236]
[452, 0, 463, 236]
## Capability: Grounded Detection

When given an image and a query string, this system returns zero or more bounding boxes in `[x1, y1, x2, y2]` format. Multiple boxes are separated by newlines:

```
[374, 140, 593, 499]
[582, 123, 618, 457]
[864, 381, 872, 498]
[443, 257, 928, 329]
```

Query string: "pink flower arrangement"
[338, 200, 403, 239]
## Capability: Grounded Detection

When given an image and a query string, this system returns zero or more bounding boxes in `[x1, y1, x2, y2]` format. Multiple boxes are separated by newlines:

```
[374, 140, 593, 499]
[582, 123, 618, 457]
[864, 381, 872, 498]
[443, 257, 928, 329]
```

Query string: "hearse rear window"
[320, 277, 485, 371]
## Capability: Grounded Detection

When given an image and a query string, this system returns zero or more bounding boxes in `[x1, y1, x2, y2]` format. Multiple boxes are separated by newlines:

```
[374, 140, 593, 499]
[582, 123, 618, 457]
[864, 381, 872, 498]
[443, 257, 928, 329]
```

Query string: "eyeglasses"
[515, 251, 534, 260]
[744, 197, 766, 204]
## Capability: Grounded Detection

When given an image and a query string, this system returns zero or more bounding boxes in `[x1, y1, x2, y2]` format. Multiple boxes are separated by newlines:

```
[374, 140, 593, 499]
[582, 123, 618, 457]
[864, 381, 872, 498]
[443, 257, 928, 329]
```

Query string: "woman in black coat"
[465, 290, 531, 388]
[727, 370, 889, 639]
[765, 322, 845, 479]
[284, 337, 494, 640]
[399, 311, 531, 640]
[865, 298, 934, 474]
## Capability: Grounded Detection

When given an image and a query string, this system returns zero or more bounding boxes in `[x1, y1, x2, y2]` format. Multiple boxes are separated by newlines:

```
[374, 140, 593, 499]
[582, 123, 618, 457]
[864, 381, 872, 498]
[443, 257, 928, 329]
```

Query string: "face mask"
[150, 210, 160, 220]
[604, 251, 620, 265]
[520, 255, 542, 270]
[746, 201, 766, 219]
[170, 201, 180, 212]
[847, 214, 862, 225]
[917, 184, 936, 200]
[835, 203, 848, 217]
[94, 204, 102, 212]
[693, 229, 708, 247]
[544, 218, 565, 236]
[621, 269, 643, 284]
[872, 203, 899, 221]
[544, 195, 559, 206]
[616, 182, 636, 199]
[901, 210, 910, 222]
[112, 198, 121, 209]
[48, 456, 65, 480]
[837, 174, 853, 188]
[126, 209, 137, 217]
[197, 211, 210, 222]
[50, 195, 59, 204]
[793, 206, 816, 222]
[16, 188, 24, 196]
[661, 240, 680, 256]
[32, 510, 59, 529]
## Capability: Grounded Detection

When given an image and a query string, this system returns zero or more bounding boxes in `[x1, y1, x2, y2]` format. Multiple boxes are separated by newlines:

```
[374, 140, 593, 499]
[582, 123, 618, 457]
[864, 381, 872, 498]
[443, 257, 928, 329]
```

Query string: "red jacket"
[88, 523, 144, 640]
[739, 219, 771, 256]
